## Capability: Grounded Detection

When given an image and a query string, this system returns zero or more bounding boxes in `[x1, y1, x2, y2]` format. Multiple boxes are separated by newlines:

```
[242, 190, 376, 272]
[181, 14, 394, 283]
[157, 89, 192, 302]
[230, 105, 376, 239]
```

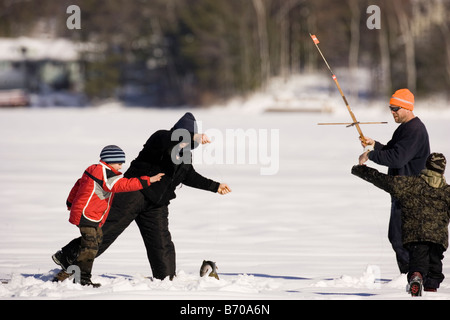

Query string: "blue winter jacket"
[368, 117, 430, 177]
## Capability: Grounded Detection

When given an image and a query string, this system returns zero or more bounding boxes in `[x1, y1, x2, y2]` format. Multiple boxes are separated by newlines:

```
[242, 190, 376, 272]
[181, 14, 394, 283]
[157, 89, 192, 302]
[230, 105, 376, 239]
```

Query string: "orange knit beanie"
[390, 89, 414, 111]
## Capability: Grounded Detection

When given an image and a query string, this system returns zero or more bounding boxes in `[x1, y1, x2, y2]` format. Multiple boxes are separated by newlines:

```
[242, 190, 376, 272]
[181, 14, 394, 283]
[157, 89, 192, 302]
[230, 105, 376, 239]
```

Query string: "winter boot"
[52, 270, 71, 282]
[409, 272, 423, 297]
[80, 277, 101, 288]
[52, 250, 71, 271]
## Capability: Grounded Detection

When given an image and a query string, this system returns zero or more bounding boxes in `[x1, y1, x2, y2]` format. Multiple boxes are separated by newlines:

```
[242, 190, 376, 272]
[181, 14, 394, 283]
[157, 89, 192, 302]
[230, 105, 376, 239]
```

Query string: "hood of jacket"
[420, 169, 447, 188]
[171, 112, 199, 150]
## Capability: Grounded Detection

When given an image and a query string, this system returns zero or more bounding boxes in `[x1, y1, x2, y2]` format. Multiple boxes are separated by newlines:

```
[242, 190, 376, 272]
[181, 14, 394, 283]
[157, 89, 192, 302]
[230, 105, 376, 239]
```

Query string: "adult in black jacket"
[54, 113, 231, 280]
[358, 89, 430, 274]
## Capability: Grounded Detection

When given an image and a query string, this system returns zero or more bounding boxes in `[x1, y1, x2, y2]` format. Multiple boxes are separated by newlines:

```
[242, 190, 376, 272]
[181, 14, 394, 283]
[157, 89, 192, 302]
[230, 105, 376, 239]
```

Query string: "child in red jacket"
[53, 145, 164, 287]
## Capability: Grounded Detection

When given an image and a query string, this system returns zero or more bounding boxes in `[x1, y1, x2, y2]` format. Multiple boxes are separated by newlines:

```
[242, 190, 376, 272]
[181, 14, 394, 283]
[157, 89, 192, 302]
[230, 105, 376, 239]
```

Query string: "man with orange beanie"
[359, 88, 430, 274]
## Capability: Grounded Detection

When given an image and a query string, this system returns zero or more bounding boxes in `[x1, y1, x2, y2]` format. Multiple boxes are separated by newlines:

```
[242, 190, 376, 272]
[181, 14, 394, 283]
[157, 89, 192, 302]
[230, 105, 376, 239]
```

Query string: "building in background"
[0, 37, 86, 107]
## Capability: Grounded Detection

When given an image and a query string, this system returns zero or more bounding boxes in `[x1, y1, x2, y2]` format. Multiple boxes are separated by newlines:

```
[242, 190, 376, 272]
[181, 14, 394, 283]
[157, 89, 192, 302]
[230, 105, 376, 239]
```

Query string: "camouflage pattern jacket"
[352, 165, 450, 249]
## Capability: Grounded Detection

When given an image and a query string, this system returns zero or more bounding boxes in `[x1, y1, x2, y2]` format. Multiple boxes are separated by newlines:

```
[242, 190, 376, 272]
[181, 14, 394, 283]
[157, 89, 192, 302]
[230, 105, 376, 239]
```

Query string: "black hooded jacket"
[124, 113, 220, 205]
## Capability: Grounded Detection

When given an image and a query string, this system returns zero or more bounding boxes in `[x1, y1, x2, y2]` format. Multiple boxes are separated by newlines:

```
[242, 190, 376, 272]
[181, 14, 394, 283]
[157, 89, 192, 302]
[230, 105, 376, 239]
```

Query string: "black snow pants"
[61, 191, 176, 280]
[405, 242, 445, 289]
[389, 199, 409, 273]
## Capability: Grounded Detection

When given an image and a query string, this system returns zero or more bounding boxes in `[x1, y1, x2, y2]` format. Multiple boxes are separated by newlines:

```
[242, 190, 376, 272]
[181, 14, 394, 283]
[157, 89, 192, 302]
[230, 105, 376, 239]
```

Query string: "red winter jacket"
[67, 161, 150, 227]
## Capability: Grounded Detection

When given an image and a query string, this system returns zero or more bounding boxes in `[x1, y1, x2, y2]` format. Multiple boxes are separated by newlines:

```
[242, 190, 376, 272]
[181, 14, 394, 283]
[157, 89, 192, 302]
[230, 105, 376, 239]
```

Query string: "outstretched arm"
[351, 165, 397, 195]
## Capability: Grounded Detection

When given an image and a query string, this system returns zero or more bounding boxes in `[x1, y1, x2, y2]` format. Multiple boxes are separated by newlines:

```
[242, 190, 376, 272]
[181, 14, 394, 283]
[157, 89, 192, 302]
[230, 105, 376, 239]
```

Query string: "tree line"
[1, 0, 449, 106]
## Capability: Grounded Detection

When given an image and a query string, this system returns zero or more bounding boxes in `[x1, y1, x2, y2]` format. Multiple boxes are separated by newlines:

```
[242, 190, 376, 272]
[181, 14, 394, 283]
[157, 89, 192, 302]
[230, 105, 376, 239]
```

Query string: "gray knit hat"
[100, 145, 126, 163]
[426, 152, 446, 174]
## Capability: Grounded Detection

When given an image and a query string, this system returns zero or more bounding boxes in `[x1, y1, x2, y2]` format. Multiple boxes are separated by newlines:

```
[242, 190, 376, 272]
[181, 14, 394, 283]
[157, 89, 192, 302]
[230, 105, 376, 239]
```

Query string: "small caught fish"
[200, 260, 219, 280]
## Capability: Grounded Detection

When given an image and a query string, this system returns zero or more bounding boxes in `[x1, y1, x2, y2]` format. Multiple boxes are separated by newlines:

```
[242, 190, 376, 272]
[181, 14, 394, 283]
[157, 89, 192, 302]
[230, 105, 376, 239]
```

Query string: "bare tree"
[394, 0, 416, 92]
[378, 24, 392, 95]
[276, 0, 304, 80]
[440, 19, 450, 88]
[347, 0, 360, 99]
[252, 0, 271, 87]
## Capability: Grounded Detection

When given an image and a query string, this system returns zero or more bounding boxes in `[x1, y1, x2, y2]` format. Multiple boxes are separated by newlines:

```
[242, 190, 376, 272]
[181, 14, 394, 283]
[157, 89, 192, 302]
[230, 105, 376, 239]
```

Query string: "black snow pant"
[61, 191, 176, 280]
[388, 199, 409, 273]
[405, 242, 445, 289]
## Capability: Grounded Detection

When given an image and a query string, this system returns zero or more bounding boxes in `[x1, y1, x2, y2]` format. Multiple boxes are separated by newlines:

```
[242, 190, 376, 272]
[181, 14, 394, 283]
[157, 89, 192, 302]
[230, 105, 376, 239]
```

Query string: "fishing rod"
[309, 34, 386, 147]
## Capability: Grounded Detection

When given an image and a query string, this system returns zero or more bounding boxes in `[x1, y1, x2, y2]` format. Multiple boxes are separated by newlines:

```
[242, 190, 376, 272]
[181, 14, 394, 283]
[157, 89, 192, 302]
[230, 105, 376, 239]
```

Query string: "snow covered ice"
[1, 77, 450, 300]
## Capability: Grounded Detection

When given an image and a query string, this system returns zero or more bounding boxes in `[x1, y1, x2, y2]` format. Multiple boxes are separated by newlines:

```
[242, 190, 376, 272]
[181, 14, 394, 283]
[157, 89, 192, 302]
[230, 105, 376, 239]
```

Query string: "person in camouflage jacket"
[352, 153, 450, 292]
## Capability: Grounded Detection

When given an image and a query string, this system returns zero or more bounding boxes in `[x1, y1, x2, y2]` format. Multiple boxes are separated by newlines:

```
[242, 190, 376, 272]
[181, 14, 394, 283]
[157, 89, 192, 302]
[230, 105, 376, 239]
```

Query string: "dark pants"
[405, 242, 445, 289]
[61, 191, 176, 280]
[388, 199, 409, 273]
[77, 226, 103, 281]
